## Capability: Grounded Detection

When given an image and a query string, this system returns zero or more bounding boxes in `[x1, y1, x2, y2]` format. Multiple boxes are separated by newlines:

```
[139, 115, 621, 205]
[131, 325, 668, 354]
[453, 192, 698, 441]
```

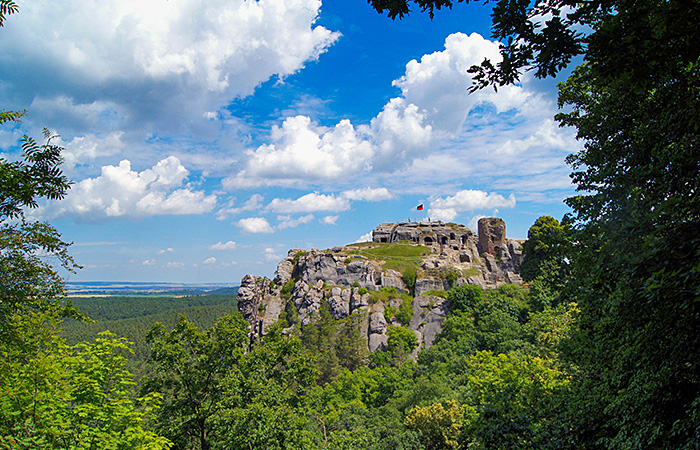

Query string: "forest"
[1, 0, 699, 449]
[61, 294, 239, 375]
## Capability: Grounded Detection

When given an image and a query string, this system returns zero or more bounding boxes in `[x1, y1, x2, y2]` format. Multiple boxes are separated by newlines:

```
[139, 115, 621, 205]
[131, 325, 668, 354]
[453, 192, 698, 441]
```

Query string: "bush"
[387, 326, 418, 355]
[384, 305, 398, 322]
[280, 279, 295, 300]
[402, 267, 417, 295]
[367, 286, 412, 304]
[396, 296, 413, 325]
[446, 271, 459, 288]
[447, 285, 485, 312]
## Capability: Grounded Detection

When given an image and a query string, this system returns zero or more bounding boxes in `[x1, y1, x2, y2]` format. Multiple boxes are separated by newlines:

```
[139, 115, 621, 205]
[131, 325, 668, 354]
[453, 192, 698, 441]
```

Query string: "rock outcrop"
[236, 219, 524, 356]
[478, 217, 506, 255]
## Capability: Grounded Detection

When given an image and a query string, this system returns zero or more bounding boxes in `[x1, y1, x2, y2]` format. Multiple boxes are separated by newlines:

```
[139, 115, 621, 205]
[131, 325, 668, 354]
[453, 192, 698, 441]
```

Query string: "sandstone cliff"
[237, 218, 523, 355]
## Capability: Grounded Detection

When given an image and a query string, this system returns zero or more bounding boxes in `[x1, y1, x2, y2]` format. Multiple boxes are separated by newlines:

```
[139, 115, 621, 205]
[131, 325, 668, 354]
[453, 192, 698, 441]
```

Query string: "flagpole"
[416, 203, 425, 223]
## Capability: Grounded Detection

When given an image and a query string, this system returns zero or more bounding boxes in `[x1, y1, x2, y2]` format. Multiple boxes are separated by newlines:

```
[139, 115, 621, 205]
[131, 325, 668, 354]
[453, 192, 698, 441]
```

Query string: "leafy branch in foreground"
[1, 128, 80, 343]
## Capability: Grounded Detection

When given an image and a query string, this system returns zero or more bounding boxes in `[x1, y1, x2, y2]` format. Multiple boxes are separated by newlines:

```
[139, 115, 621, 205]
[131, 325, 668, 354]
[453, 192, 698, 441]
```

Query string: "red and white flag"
[416, 204, 424, 211]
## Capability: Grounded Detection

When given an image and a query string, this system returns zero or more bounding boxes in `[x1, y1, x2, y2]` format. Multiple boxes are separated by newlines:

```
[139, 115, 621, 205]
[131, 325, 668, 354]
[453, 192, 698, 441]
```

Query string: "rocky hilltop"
[237, 218, 523, 355]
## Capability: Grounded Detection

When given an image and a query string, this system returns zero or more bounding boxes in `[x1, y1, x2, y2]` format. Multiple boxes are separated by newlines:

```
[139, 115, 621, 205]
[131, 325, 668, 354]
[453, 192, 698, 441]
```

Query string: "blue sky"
[0, 0, 578, 283]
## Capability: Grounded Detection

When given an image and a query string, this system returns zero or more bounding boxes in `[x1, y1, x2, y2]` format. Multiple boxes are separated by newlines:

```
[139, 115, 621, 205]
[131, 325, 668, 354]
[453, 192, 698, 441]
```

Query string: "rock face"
[236, 219, 524, 356]
[372, 221, 476, 248]
[478, 217, 506, 255]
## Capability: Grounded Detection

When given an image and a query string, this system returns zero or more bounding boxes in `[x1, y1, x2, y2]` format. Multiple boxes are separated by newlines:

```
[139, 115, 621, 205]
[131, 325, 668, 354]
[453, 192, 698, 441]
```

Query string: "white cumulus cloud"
[209, 241, 237, 251]
[60, 132, 125, 167]
[223, 116, 374, 188]
[277, 214, 315, 230]
[0, 0, 340, 131]
[203, 257, 217, 265]
[38, 156, 216, 221]
[263, 247, 282, 262]
[370, 98, 432, 168]
[394, 32, 530, 134]
[429, 189, 516, 221]
[341, 187, 393, 202]
[321, 215, 338, 225]
[216, 194, 264, 220]
[355, 232, 373, 243]
[266, 192, 351, 214]
[237, 217, 274, 234]
[224, 32, 556, 188]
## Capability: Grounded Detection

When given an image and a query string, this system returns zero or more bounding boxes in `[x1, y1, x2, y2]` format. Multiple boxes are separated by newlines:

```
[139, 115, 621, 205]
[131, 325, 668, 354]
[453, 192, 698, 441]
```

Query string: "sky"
[0, 0, 580, 284]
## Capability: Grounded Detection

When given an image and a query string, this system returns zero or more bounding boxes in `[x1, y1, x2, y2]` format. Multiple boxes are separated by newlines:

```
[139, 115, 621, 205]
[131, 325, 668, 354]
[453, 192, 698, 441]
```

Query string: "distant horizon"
[67, 281, 239, 286]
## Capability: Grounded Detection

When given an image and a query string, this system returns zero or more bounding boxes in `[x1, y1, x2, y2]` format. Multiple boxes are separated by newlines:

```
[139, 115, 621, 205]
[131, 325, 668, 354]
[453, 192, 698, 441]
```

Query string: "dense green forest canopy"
[61, 294, 238, 374]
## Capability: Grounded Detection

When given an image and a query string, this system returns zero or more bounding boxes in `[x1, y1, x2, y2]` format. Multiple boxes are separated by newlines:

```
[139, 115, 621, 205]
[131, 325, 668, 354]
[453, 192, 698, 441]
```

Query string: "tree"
[519, 216, 570, 283]
[554, 3, 700, 446]
[210, 331, 318, 450]
[445, 284, 484, 313]
[141, 314, 249, 450]
[143, 315, 319, 450]
[404, 400, 463, 450]
[459, 351, 568, 450]
[0, 7, 170, 449]
[0, 129, 79, 343]
[0, 0, 18, 27]
[369, 1, 700, 448]
[368, 0, 588, 87]
[387, 325, 419, 363]
[444, 285, 527, 354]
[0, 324, 170, 450]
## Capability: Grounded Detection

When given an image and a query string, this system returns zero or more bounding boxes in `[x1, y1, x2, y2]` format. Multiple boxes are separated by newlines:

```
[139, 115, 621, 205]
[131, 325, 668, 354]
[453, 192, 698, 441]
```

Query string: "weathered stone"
[327, 294, 350, 320]
[478, 217, 506, 255]
[422, 304, 447, 349]
[276, 259, 294, 284]
[346, 260, 366, 274]
[237, 274, 263, 326]
[484, 253, 499, 273]
[368, 333, 388, 352]
[372, 222, 476, 249]
[297, 281, 324, 325]
[351, 292, 369, 311]
[261, 295, 286, 331]
[506, 271, 523, 285]
[369, 312, 387, 334]
[414, 278, 446, 297]
[409, 329, 423, 359]
[381, 269, 406, 292]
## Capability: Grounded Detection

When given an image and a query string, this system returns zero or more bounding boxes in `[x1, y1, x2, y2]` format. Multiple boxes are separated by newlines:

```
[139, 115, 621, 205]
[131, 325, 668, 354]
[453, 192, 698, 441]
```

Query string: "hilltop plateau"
[237, 218, 524, 354]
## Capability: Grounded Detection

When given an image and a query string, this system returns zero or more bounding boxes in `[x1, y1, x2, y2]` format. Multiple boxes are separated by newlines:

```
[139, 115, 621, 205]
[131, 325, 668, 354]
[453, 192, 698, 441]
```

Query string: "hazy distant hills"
[67, 281, 239, 297]
[62, 286, 240, 374]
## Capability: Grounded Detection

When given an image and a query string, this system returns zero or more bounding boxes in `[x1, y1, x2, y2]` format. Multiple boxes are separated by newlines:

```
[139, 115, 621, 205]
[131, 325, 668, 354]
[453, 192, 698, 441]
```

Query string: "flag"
[416, 204, 424, 211]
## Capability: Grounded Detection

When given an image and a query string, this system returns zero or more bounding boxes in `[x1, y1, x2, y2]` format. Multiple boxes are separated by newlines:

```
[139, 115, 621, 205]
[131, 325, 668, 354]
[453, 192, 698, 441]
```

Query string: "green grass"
[344, 242, 430, 277]
[367, 287, 413, 304]
[343, 243, 431, 284]
[420, 290, 447, 298]
[359, 242, 430, 259]
[462, 267, 481, 278]
[382, 260, 420, 274]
